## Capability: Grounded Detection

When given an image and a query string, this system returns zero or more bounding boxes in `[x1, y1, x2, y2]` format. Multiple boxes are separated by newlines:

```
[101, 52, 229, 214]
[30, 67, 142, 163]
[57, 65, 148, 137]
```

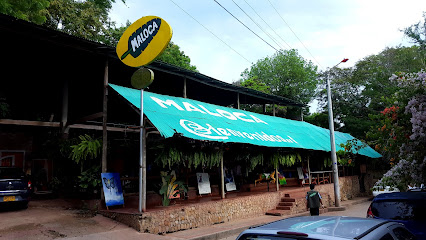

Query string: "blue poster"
[101, 172, 124, 207]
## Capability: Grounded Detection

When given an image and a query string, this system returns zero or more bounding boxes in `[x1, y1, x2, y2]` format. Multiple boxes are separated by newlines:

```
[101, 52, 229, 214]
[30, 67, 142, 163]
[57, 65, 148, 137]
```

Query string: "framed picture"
[101, 172, 124, 207]
[196, 173, 211, 195]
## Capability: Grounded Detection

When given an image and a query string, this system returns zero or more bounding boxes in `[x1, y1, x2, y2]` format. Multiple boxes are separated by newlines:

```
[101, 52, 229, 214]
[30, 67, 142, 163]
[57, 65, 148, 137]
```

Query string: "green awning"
[110, 84, 381, 158]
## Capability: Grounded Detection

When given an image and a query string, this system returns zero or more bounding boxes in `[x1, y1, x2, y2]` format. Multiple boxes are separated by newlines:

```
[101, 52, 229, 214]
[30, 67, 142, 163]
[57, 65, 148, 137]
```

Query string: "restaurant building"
[0, 14, 381, 233]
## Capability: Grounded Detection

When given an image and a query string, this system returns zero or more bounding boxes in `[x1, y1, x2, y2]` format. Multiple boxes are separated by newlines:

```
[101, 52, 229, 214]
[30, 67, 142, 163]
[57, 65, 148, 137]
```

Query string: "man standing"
[306, 184, 323, 216]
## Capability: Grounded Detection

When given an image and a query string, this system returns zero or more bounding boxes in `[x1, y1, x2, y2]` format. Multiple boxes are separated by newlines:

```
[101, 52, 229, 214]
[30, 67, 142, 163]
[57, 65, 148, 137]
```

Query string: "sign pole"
[116, 15, 172, 213]
[139, 89, 146, 212]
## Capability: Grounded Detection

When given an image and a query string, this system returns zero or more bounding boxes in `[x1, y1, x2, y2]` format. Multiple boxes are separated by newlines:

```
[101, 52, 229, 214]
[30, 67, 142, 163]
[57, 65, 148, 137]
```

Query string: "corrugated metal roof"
[110, 84, 382, 158]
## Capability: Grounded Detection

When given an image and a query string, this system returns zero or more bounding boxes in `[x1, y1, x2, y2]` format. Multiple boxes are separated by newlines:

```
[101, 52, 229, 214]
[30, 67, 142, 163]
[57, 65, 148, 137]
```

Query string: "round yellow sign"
[116, 16, 172, 67]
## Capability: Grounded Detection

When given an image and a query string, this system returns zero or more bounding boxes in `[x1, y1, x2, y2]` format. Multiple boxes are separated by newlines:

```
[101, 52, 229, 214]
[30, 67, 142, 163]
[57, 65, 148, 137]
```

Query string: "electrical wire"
[267, 0, 323, 69]
[213, 0, 278, 52]
[242, 0, 292, 49]
[169, 0, 252, 64]
[231, 0, 284, 50]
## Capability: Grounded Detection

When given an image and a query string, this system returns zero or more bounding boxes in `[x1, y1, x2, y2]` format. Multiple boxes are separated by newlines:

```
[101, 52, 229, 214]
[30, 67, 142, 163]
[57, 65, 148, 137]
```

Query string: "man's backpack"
[307, 190, 320, 208]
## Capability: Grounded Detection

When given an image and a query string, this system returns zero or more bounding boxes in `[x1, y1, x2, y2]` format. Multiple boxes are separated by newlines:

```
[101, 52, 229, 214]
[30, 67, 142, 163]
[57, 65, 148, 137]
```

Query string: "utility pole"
[327, 58, 348, 207]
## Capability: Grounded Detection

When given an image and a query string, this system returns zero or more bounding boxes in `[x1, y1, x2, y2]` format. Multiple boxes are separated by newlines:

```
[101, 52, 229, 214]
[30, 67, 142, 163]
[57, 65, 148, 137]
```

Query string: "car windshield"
[371, 200, 426, 221]
[0, 168, 25, 179]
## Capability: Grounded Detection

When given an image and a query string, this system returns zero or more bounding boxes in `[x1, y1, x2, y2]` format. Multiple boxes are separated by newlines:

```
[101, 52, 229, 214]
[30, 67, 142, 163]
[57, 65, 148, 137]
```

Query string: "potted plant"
[159, 170, 187, 206]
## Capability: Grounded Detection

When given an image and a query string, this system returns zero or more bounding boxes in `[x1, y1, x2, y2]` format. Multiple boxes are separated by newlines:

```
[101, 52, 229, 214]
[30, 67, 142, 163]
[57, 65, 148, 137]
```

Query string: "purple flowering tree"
[374, 71, 426, 190]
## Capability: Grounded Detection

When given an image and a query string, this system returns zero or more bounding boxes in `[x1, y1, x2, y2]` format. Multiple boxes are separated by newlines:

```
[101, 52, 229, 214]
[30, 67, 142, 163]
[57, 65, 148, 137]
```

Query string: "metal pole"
[327, 59, 347, 207]
[139, 89, 146, 212]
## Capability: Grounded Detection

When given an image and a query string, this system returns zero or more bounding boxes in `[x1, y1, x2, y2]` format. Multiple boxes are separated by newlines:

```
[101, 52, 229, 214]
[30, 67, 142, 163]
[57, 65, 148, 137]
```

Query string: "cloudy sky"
[110, 1, 425, 110]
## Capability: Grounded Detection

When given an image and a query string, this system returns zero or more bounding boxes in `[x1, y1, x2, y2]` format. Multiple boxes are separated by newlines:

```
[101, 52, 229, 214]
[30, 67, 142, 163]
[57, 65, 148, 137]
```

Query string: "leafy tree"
[157, 42, 198, 72]
[352, 46, 424, 111]
[241, 49, 318, 104]
[44, 0, 118, 43]
[240, 77, 271, 94]
[316, 46, 424, 139]
[366, 105, 409, 165]
[304, 112, 329, 129]
[0, 0, 50, 24]
[240, 49, 317, 119]
[403, 11, 426, 64]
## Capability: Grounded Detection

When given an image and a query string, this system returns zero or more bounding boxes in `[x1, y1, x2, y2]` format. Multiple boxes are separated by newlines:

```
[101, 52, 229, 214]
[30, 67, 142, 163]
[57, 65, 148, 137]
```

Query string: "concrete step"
[265, 209, 291, 216]
[276, 206, 291, 210]
[278, 202, 293, 206]
[281, 197, 295, 202]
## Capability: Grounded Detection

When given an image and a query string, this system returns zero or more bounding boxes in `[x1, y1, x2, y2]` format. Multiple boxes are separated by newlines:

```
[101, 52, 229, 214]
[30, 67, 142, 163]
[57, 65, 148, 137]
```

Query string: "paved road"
[219, 201, 372, 240]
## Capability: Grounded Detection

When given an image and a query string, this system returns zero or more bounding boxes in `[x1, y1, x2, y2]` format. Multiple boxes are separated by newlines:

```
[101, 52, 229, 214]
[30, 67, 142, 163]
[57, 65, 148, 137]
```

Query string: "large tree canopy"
[0, 0, 50, 24]
[0, 0, 198, 72]
[316, 46, 424, 139]
[44, 0, 112, 43]
[240, 49, 318, 105]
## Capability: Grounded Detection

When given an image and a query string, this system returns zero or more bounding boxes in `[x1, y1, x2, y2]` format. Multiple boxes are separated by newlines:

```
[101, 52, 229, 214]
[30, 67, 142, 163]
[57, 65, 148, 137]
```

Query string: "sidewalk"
[63, 196, 371, 240]
[166, 196, 371, 240]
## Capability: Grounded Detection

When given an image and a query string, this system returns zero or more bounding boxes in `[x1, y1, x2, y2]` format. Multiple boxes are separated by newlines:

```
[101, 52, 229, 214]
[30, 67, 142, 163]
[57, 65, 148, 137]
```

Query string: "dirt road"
[0, 199, 131, 240]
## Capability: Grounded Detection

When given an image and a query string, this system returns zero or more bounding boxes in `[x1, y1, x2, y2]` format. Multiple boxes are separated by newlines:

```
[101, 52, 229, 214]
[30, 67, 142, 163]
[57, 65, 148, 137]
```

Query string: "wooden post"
[237, 93, 240, 109]
[263, 104, 267, 114]
[308, 156, 311, 184]
[276, 168, 279, 191]
[61, 78, 69, 138]
[101, 59, 108, 201]
[220, 154, 225, 199]
[183, 77, 187, 98]
[273, 104, 276, 116]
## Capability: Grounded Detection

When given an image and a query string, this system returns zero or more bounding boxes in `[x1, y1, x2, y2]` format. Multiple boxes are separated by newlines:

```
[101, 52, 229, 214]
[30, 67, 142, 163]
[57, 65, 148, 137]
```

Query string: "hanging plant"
[271, 152, 301, 167]
[323, 157, 332, 167]
[69, 134, 102, 173]
[69, 134, 102, 164]
[248, 153, 264, 171]
[155, 147, 223, 169]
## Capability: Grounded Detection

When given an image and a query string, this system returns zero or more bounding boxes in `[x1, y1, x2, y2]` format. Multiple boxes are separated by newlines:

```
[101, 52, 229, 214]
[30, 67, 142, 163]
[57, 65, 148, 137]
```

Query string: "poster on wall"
[225, 171, 236, 191]
[101, 172, 124, 207]
[225, 182, 236, 191]
[196, 172, 211, 195]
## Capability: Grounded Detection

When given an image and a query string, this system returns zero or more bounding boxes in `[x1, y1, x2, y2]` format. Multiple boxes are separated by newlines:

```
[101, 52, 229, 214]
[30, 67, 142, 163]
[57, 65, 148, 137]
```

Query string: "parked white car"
[372, 186, 399, 197]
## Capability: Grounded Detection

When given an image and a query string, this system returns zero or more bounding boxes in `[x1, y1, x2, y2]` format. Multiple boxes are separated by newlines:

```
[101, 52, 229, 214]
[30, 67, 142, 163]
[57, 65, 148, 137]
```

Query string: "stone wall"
[137, 191, 283, 234]
[103, 175, 371, 234]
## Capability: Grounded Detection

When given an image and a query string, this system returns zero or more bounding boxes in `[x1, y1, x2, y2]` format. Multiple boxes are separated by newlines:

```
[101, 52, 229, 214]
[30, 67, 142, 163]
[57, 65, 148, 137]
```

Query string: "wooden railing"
[309, 170, 332, 185]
